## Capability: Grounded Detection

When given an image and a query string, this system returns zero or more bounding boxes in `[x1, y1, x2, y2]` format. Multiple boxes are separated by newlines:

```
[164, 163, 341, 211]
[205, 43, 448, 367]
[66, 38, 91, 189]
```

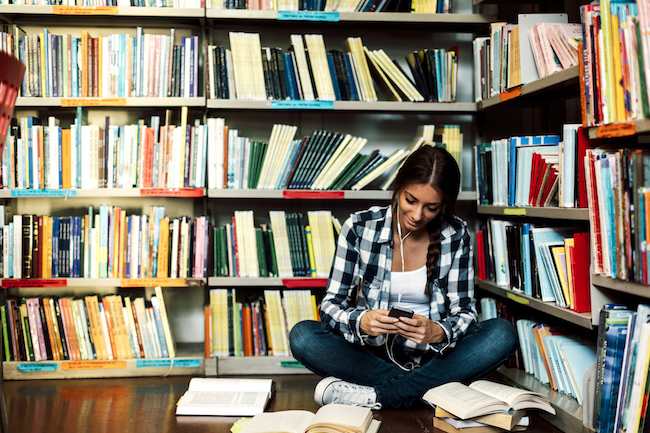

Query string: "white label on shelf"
[136, 360, 172, 368]
[173, 359, 201, 368]
[277, 11, 339, 21]
[11, 189, 77, 197]
[271, 100, 334, 110]
[18, 363, 58, 372]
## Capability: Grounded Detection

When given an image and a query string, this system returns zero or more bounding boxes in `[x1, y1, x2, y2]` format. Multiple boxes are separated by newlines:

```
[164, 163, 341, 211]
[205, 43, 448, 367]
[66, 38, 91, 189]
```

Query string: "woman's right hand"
[359, 309, 400, 336]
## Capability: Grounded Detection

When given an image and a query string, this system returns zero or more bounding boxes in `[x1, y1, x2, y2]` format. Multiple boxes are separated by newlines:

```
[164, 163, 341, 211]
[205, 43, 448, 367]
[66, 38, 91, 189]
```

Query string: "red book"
[571, 232, 592, 313]
[476, 230, 486, 280]
[529, 152, 541, 205]
[539, 167, 559, 206]
[232, 216, 239, 277]
[584, 148, 604, 274]
[242, 304, 253, 356]
[204, 305, 211, 358]
[142, 128, 155, 189]
[60, 298, 80, 361]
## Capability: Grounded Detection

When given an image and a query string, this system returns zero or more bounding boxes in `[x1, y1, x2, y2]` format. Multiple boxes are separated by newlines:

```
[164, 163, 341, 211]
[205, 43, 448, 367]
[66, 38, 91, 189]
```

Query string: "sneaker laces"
[331, 382, 382, 410]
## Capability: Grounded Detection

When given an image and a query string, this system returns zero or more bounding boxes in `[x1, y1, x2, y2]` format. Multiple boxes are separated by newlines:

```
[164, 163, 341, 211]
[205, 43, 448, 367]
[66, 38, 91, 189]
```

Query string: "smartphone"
[388, 306, 414, 319]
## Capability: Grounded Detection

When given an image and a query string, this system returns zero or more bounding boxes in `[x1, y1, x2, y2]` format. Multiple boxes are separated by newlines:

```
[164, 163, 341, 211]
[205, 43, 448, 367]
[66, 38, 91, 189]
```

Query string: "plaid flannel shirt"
[319, 205, 477, 365]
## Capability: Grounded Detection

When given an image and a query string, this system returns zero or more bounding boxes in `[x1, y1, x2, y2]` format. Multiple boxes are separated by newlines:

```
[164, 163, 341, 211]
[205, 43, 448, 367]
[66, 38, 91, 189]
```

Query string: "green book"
[212, 227, 219, 277]
[219, 226, 228, 277]
[297, 213, 311, 277]
[256, 228, 268, 277]
[1, 306, 9, 362]
[20, 299, 34, 361]
[330, 153, 369, 190]
[264, 227, 279, 277]
[635, 20, 650, 118]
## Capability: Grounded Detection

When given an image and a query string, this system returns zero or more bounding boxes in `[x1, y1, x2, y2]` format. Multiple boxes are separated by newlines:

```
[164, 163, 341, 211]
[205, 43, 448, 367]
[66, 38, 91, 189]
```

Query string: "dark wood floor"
[2, 374, 564, 433]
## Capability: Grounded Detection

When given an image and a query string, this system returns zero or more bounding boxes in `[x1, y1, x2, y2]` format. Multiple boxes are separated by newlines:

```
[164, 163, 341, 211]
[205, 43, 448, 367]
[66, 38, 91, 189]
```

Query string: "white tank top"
[389, 265, 430, 317]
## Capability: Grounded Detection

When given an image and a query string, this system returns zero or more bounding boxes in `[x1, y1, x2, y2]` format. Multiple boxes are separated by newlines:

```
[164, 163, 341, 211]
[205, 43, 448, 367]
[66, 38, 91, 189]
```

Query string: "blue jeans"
[289, 318, 518, 409]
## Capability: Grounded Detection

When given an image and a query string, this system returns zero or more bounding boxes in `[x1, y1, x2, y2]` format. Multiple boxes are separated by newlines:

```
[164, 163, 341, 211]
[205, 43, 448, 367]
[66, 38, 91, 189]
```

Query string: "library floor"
[3, 374, 565, 433]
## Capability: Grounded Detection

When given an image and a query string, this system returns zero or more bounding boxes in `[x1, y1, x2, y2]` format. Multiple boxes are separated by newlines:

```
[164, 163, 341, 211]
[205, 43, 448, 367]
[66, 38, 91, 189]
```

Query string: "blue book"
[562, 341, 597, 405]
[26, 116, 34, 189]
[52, 36, 58, 97]
[151, 296, 169, 358]
[71, 37, 78, 97]
[126, 217, 132, 279]
[57, 126, 63, 189]
[180, 37, 186, 98]
[598, 322, 629, 433]
[326, 53, 341, 101]
[600, 158, 617, 277]
[52, 216, 59, 278]
[279, 139, 304, 189]
[282, 53, 300, 100]
[275, 139, 300, 190]
[521, 223, 533, 296]
[343, 54, 360, 101]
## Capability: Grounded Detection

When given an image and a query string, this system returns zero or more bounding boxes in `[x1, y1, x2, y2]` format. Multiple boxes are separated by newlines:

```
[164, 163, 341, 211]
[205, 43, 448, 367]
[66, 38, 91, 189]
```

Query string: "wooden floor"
[3, 374, 565, 433]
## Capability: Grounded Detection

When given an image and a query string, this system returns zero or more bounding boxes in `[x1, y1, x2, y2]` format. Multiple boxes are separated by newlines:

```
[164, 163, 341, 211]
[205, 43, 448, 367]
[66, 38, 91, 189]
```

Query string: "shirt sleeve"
[428, 227, 477, 354]
[318, 217, 367, 345]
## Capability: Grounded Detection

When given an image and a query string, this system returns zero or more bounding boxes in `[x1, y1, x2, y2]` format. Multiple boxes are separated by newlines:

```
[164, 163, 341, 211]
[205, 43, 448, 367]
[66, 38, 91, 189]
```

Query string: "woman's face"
[397, 183, 443, 234]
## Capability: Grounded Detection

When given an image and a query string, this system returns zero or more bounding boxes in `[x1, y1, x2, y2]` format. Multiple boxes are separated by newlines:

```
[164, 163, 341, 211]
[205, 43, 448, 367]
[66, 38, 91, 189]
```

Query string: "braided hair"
[391, 146, 460, 293]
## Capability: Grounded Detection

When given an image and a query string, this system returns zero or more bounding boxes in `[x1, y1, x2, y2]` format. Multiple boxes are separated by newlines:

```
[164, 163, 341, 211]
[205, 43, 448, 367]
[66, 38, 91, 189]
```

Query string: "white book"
[176, 378, 274, 416]
[290, 34, 315, 101]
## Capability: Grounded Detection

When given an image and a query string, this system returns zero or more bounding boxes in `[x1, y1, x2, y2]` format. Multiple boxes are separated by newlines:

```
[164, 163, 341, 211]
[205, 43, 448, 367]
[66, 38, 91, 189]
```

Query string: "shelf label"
[499, 87, 522, 102]
[140, 188, 204, 198]
[2, 279, 67, 289]
[282, 191, 344, 199]
[173, 359, 201, 368]
[53, 5, 118, 14]
[137, 359, 172, 368]
[62, 360, 127, 370]
[282, 278, 328, 288]
[277, 11, 339, 21]
[596, 122, 636, 138]
[506, 292, 530, 305]
[61, 98, 126, 107]
[18, 363, 58, 372]
[11, 189, 77, 197]
[503, 208, 527, 216]
[120, 278, 186, 287]
[271, 100, 333, 110]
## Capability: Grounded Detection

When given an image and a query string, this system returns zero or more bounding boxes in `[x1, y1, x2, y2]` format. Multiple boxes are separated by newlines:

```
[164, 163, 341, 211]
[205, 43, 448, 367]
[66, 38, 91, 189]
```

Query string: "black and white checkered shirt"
[320, 205, 477, 365]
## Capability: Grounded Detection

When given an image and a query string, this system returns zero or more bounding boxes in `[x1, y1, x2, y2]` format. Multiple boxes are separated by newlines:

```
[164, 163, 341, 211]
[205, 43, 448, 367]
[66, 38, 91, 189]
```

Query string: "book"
[235, 404, 381, 433]
[434, 406, 527, 431]
[432, 417, 527, 433]
[422, 380, 556, 420]
[175, 377, 274, 416]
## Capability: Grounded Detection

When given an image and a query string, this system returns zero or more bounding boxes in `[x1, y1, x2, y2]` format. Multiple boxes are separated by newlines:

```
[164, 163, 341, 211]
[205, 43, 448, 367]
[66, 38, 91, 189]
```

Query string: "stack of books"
[207, 33, 457, 103]
[14, 27, 199, 99]
[205, 288, 318, 357]
[1, 286, 177, 362]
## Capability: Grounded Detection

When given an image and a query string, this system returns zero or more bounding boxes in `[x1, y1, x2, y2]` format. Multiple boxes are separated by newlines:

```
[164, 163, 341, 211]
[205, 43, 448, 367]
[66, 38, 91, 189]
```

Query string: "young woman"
[289, 146, 518, 409]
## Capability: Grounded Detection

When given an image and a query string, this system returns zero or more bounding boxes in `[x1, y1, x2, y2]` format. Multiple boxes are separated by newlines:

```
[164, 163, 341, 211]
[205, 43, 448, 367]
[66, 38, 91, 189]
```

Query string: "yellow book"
[551, 246, 571, 307]
[47, 298, 65, 360]
[154, 286, 176, 358]
[84, 295, 107, 360]
[61, 129, 71, 189]
[363, 47, 401, 102]
[563, 238, 575, 309]
[158, 218, 170, 278]
[305, 225, 316, 278]
[123, 296, 141, 358]
[600, 0, 616, 124]
[45, 216, 53, 279]
[311, 294, 319, 320]
[610, 13, 626, 123]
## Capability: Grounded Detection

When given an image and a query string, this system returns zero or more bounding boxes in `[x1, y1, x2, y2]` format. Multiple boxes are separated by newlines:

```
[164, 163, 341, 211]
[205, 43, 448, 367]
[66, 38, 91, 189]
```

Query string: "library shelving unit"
[473, 23, 601, 432]
[0, 5, 209, 379]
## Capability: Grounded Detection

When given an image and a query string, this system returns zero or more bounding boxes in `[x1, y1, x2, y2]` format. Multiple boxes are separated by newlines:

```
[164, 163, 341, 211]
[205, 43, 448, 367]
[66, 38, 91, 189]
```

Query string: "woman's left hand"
[392, 315, 445, 345]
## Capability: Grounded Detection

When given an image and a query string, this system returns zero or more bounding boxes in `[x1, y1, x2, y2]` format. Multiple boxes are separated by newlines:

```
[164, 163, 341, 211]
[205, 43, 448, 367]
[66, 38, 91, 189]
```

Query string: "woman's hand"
[359, 309, 400, 337]
[392, 315, 446, 345]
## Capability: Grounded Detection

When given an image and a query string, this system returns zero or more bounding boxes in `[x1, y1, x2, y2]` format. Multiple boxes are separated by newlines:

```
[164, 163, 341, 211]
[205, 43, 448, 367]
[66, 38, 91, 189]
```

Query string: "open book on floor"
[175, 378, 274, 416]
[434, 406, 527, 431]
[234, 403, 381, 433]
[423, 380, 556, 420]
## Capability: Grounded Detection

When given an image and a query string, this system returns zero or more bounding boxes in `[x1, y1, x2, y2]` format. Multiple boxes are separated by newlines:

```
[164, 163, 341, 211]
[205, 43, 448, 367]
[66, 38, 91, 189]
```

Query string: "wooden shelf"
[477, 205, 590, 220]
[587, 118, 650, 139]
[591, 274, 650, 299]
[495, 366, 594, 433]
[15, 97, 206, 108]
[207, 189, 476, 201]
[206, 99, 477, 112]
[476, 279, 593, 329]
[207, 277, 327, 287]
[0, 188, 205, 198]
[477, 66, 579, 110]
[214, 356, 313, 375]
[3, 343, 205, 380]
[1, 278, 206, 289]
[206, 9, 495, 31]
[0, 5, 203, 16]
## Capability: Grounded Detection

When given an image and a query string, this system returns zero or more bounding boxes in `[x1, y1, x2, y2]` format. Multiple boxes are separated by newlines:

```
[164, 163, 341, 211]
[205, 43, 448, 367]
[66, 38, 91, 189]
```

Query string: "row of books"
[206, 121, 461, 191]
[473, 14, 581, 102]
[1, 287, 176, 362]
[583, 146, 650, 284]
[0, 207, 209, 279]
[477, 220, 591, 312]
[13, 27, 199, 99]
[2, 109, 206, 190]
[212, 210, 337, 278]
[515, 319, 596, 406]
[587, 304, 650, 433]
[208, 32, 457, 102]
[0, 0, 202, 6]
[207, 0, 448, 13]
[579, 3, 647, 126]
[206, 288, 318, 357]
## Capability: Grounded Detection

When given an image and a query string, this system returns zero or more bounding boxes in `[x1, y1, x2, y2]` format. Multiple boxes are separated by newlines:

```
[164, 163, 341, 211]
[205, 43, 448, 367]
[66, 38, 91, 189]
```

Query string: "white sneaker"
[314, 377, 382, 409]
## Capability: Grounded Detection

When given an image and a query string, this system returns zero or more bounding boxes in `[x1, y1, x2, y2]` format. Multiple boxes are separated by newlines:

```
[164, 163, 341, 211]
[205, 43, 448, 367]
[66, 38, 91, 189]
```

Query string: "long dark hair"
[391, 145, 461, 292]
